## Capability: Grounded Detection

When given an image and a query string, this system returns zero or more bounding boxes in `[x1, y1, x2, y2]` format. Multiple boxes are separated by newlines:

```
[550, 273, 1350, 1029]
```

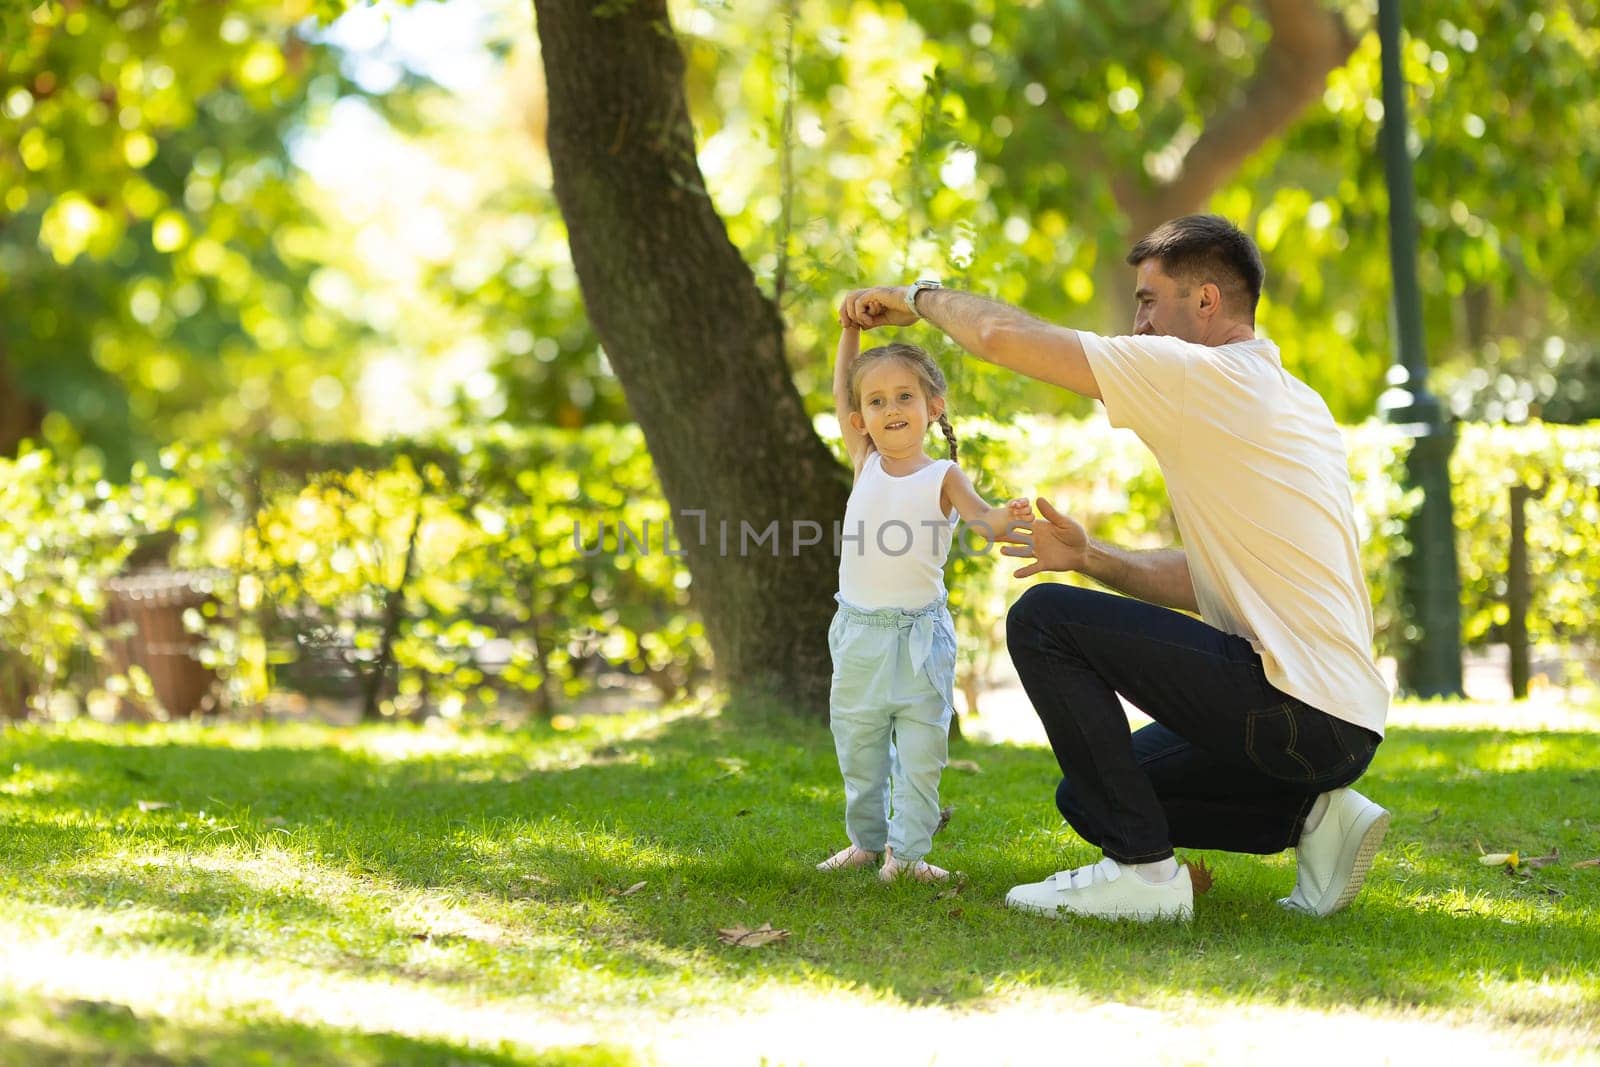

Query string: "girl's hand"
[1001, 496, 1090, 578]
[971, 498, 1033, 547]
[992, 497, 1033, 543]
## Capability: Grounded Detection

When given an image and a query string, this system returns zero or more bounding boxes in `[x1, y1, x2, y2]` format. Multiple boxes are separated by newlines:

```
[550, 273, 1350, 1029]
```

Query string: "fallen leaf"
[1184, 857, 1214, 895]
[1572, 857, 1600, 870]
[1479, 851, 1520, 869]
[412, 932, 431, 942]
[934, 806, 954, 834]
[619, 880, 647, 897]
[1523, 849, 1560, 870]
[947, 760, 982, 774]
[715, 922, 789, 948]
[136, 800, 172, 812]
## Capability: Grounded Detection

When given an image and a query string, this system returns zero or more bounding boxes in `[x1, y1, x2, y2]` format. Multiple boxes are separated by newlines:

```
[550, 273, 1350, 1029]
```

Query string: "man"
[840, 214, 1390, 922]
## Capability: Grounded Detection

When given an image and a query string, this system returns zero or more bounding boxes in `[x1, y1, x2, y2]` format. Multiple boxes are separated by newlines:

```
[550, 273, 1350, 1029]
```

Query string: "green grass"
[2, 700, 1599, 1064]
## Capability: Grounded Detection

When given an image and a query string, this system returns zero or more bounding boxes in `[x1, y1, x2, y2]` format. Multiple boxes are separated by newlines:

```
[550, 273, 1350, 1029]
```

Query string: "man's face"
[1132, 259, 1205, 342]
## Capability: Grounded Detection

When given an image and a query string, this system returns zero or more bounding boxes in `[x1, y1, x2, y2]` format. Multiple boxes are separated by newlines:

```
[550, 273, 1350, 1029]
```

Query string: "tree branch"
[1117, 0, 1358, 234]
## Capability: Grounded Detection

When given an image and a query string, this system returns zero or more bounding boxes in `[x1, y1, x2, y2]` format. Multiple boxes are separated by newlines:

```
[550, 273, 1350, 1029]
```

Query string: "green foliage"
[1449, 423, 1600, 650]
[682, 0, 1600, 426]
[0, 445, 192, 718]
[0, 0, 393, 472]
[167, 426, 709, 717]
[421, 178, 624, 429]
[8, 0, 1600, 487]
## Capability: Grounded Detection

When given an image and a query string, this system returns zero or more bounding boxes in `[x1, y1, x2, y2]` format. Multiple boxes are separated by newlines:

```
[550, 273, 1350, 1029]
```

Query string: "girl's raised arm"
[833, 324, 872, 474]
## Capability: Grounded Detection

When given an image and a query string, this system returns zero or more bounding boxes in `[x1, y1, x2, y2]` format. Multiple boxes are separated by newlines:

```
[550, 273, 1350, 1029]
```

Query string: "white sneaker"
[1005, 857, 1193, 922]
[1279, 787, 1389, 916]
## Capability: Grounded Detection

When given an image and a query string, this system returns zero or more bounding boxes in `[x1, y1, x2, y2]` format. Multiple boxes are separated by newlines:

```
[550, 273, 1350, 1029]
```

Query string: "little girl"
[818, 320, 1031, 882]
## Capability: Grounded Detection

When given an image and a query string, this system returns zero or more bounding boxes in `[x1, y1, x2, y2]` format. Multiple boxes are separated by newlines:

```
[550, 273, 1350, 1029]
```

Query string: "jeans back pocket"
[1244, 701, 1369, 786]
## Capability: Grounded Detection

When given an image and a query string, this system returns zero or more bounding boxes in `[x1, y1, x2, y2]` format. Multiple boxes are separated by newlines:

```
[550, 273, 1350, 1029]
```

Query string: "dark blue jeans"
[1005, 584, 1381, 864]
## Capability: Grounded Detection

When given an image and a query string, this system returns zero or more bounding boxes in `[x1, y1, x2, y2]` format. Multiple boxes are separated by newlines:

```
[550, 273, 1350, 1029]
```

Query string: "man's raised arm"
[841, 285, 1100, 400]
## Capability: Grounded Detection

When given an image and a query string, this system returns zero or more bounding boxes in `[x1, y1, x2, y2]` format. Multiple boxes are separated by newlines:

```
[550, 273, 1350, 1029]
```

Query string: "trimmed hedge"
[1, 419, 1594, 720]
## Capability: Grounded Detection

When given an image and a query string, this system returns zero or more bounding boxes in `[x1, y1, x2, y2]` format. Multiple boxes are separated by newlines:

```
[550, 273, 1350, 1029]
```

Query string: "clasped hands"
[837, 286, 919, 329]
[980, 492, 1092, 578]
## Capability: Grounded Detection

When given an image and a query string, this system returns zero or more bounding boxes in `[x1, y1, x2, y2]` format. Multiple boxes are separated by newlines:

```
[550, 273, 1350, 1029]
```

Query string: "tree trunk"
[0, 338, 45, 457]
[532, 0, 848, 717]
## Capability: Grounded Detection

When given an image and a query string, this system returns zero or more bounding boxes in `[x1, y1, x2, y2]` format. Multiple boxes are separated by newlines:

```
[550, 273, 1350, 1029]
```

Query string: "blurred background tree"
[666, 0, 1599, 426]
[6, 0, 1597, 462]
[1, 1, 384, 473]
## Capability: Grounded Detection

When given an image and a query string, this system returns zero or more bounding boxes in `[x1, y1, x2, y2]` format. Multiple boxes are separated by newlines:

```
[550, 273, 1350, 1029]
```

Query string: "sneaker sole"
[1004, 892, 1193, 923]
[1318, 806, 1390, 916]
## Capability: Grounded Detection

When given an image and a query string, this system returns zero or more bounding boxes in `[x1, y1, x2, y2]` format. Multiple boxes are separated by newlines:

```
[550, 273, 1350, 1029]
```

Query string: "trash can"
[104, 569, 222, 719]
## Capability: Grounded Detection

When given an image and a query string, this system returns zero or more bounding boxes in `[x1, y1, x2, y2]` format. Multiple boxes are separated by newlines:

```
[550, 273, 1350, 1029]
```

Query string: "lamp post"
[1375, 0, 1463, 697]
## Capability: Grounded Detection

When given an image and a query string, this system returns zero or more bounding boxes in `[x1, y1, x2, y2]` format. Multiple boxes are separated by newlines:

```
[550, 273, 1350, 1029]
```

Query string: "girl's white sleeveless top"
[838, 451, 959, 610]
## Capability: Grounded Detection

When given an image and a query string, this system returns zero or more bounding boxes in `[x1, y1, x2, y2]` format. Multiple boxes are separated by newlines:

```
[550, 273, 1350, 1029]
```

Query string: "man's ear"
[849, 411, 867, 435]
[1197, 282, 1222, 319]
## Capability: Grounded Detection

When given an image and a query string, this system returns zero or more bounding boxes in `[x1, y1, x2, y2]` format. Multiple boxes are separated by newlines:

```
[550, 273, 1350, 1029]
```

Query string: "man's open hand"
[839, 287, 917, 330]
[1001, 497, 1091, 579]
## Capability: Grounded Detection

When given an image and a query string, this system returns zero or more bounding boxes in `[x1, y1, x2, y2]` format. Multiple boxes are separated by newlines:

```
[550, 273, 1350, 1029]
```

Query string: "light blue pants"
[827, 593, 957, 863]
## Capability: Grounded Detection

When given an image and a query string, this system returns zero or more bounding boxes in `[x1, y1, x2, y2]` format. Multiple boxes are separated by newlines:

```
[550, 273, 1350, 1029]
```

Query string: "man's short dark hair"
[1126, 214, 1265, 319]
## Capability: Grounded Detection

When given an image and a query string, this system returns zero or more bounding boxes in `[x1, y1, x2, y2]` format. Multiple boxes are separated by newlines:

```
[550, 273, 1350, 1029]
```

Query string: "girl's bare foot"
[879, 848, 951, 882]
[816, 844, 881, 871]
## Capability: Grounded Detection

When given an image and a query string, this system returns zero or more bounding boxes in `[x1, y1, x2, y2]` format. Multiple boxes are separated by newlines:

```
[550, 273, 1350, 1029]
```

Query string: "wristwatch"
[906, 278, 942, 318]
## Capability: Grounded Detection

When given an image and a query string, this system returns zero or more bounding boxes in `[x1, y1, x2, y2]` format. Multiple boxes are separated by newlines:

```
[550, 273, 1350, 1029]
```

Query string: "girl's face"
[849, 359, 944, 453]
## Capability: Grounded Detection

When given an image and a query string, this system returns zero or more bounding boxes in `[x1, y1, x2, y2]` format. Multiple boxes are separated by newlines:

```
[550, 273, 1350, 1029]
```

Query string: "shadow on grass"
[4, 710, 1599, 1022]
[0, 995, 636, 1067]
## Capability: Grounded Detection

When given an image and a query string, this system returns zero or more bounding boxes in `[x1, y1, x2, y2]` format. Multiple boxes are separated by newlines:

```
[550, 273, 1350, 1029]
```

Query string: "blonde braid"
[936, 412, 958, 462]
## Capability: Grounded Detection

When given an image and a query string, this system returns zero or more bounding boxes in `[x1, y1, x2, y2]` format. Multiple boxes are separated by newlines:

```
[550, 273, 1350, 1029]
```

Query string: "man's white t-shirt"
[1079, 330, 1390, 736]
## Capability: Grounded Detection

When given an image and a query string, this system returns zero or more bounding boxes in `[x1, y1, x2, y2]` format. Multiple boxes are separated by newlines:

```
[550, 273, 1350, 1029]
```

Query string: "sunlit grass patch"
[1, 697, 1597, 1063]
